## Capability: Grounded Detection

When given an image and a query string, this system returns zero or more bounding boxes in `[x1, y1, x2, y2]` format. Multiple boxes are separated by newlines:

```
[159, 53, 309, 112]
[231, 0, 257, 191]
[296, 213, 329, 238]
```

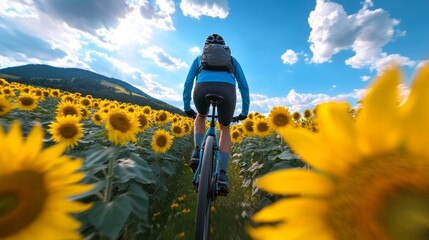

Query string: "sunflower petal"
[356, 66, 401, 156]
[253, 198, 327, 222]
[256, 169, 332, 196]
[317, 102, 360, 166]
[402, 63, 429, 158]
[277, 127, 347, 176]
[23, 123, 44, 163]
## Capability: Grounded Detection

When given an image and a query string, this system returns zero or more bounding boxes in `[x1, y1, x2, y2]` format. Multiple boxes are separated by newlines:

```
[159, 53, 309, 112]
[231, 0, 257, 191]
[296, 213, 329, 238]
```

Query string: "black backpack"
[198, 44, 234, 73]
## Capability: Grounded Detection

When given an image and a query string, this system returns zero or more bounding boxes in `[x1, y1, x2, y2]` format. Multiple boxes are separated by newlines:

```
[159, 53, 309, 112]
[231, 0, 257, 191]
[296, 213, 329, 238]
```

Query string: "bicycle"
[192, 93, 239, 240]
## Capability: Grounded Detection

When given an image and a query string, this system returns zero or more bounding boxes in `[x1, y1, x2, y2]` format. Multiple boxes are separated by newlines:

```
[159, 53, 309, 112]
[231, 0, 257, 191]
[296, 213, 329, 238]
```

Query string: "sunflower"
[0, 95, 14, 116]
[231, 129, 242, 143]
[253, 118, 273, 138]
[15, 92, 39, 111]
[79, 97, 92, 108]
[0, 78, 8, 85]
[135, 112, 151, 132]
[61, 95, 75, 103]
[142, 106, 152, 114]
[304, 109, 313, 119]
[155, 110, 170, 125]
[0, 122, 93, 239]
[50, 89, 61, 98]
[91, 111, 104, 125]
[56, 101, 82, 119]
[171, 122, 185, 138]
[292, 111, 301, 122]
[2, 86, 15, 97]
[268, 106, 292, 130]
[104, 109, 140, 145]
[250, 64, 429, 240]
[151, 129, 173, 154]
[48, 115, 84, 148]
[242, 118, 255, 137]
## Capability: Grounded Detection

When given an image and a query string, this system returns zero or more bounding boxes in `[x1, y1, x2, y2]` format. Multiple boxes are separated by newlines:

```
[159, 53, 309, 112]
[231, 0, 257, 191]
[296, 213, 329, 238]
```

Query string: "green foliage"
[232, 133, 305, 208]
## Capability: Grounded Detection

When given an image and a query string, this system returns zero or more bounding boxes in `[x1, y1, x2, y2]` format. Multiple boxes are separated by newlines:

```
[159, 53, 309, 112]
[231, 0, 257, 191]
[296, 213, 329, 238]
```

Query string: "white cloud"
[281, 49, 299, 65]
[180, 0, 229, 19]
[361, 75, 371, 82]
[140, 46, 188, 71]
[247, 88, 364, 114]
[308, 0, 414, 72]
[84, 50, 182, 102]
[190, 46, 201, 54]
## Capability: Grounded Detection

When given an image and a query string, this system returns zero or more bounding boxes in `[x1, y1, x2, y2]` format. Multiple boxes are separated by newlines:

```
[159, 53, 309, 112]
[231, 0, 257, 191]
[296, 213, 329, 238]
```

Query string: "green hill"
[0, 64, 183, 115]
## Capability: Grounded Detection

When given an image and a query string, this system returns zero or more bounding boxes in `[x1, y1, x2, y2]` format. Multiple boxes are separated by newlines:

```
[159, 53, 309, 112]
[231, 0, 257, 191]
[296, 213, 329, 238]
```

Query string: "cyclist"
[183, 33, 250, 195]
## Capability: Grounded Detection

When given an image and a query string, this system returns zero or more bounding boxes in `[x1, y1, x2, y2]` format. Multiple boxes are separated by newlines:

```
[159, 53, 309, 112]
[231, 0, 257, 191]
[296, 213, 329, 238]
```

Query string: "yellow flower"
[91, 111, 104, 125]
[135, 111, 151, 132]
[2, 86, 15, 97]
[79, 97, 92, 108]
[0, 95, 13, 116]
[61, 95, 75, 103]
[151, 129, 173, 154]
[155, 110, 170, 125]
[253, 118, 273, 138]
[171, 122, 185, 137]
[242, 118, 255, 137]
[56, 101, 82, 119]
[15, 92, 39, 111]
[0, 122, 93, 239]
[104, 109, 140, 145]
[178, 232, 185, 239]
[178, 195, 186, 202]
[250, 64, 429, 240]
[231, 129, 242, 143]
[170, 202, 179, 209]
[268, 106, 292, 130]
[48, 115, 84, 148]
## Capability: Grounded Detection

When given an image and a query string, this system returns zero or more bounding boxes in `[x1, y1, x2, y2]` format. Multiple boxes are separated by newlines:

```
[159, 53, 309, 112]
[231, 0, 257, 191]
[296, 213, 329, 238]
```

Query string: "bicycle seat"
[205, 94, 224, 105]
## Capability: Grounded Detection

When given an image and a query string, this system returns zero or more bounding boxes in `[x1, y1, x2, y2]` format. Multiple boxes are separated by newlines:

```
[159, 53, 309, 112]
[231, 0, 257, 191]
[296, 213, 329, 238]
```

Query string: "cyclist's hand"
[185, 109, 197, 118]
[232, 114, 247, 122]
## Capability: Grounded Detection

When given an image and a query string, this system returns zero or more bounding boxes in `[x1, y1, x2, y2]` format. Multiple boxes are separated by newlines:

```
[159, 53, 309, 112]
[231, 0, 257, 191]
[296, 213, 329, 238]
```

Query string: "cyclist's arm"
[183, 56, 201, 111]
[232, 57, 250, 116]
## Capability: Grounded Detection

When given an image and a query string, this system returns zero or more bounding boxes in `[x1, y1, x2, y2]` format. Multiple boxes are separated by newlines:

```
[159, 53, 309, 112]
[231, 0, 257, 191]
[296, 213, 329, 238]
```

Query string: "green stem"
[104, 146, 117, 203]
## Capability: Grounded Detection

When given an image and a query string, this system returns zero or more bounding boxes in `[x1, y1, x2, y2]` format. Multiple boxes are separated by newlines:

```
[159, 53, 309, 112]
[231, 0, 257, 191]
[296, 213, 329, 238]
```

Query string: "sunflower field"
[1, 63, 429, 240]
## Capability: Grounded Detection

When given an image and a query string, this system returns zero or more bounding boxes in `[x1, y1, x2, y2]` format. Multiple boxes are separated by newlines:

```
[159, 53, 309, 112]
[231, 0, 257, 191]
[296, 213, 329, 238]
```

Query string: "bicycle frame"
[192, 101, 220, 193]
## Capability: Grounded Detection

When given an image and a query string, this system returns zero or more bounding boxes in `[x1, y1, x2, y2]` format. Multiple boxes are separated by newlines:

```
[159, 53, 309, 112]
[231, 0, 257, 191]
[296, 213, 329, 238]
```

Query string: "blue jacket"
[183, 56, 250, 116]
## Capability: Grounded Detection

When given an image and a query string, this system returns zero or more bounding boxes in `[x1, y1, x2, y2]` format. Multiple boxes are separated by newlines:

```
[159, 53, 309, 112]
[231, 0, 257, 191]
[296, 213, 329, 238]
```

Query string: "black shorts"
[193, 82, 236, 126]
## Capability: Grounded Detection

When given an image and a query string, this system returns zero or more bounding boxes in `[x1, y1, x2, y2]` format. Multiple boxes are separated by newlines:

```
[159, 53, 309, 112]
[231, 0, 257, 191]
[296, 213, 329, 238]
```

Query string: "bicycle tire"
[195, 135, 215, 240]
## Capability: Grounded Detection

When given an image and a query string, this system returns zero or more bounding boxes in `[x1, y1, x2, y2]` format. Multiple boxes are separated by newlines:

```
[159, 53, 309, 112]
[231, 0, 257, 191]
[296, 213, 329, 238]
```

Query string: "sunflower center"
[173, 126, 182, 134]
[257, 122, 269, 132]
[273, 114, 289, 127]
[156, 135, 167, 147]
[138, 115, 148, 127]
[327, 154, 429, 240]
[64, 106, 78, 116]
[244, 121, 254, 132]
[0, 171, 47, 237]
[110, 113, 130, 132]
[59, 123, 78, 138]
[19, 97, 34, 106]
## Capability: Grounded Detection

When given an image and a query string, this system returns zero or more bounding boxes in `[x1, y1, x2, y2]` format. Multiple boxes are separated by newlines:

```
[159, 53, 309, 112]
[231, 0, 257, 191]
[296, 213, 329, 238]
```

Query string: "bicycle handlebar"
[206, 115, 240, 123]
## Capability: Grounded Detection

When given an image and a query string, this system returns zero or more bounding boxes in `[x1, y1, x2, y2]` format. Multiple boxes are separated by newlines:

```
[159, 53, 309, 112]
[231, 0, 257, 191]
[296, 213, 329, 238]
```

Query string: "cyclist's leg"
[190, 83, 210, 171]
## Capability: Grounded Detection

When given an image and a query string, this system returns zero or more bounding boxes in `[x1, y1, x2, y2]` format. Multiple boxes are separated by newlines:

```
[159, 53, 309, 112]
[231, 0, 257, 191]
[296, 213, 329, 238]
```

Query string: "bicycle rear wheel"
[195, 135, 215, 240]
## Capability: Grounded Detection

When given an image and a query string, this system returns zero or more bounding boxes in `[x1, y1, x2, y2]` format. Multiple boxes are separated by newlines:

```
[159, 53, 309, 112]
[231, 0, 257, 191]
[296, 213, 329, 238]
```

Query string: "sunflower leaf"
[87, 196, 132, 239]
[123, 184, 149, 221]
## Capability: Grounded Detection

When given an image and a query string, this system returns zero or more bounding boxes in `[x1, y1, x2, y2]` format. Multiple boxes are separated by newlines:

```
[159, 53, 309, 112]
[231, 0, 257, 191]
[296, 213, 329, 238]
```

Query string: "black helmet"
[205, 33, 225, 45]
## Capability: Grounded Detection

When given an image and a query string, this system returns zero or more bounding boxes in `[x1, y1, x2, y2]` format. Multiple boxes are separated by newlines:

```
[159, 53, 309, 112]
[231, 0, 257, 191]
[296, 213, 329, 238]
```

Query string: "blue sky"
[1, 0, 428, 115]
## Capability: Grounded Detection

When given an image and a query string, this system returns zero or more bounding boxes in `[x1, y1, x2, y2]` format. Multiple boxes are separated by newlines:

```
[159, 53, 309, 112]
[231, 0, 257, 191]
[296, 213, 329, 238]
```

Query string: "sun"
[0, 122, 93, 239]
[250, 64, 429, 240]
